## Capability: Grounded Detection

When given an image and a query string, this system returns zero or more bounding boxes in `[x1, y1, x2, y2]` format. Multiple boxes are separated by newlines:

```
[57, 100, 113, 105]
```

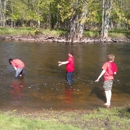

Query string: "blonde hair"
[108, 54, 115, 61]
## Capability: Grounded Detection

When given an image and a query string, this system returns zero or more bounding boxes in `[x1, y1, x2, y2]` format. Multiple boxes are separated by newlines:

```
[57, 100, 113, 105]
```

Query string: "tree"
[101, 0, 112, 39]
[58, 0, 88, 42]
[0, 0, 7, 27]
[111, 0, 130, 30]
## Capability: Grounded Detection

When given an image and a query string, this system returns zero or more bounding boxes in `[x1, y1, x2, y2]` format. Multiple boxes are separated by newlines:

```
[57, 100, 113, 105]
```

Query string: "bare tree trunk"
[77, 0, 88, 41]
[3, 0, 6, 27]
[10, 1, 14, 27]
[101, 0, 105, 39]
[0, 0, 6, 27]
[70, 14, 78, 42]
[101, 0, 112, 40]
[0, 0, 2, 26]
[37, 9, 40, 28]
[37, 20, 40, 28]
[69, 0, 88, 42]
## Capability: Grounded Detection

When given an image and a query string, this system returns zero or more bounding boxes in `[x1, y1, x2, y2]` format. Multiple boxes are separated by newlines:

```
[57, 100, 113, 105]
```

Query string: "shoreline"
[0, 35, 130, 43]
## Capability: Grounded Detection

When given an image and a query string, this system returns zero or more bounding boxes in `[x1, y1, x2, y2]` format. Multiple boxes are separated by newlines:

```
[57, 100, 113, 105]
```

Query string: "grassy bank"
[0, 106, 130, 130]
[0, 27, 68, 37]
[0, 27, 130, 39]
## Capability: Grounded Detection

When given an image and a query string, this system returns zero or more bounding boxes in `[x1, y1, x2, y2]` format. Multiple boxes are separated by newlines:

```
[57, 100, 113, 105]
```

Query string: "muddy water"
[0, 41, 130, 111]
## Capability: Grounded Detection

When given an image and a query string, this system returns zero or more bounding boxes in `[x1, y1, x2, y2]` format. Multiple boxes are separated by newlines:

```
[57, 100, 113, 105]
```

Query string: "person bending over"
[9, 58, 25, 78]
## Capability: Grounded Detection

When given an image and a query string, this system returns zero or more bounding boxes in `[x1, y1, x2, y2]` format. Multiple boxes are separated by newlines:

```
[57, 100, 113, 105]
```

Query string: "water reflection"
[10, 79, 25, 105]
[65, 85, 73, 110]
[0, 42, 129, 111]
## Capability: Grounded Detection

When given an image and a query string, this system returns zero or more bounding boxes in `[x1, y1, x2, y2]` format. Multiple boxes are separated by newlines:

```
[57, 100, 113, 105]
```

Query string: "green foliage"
[86, 0, 102, 24]
[0, 0, 128, 35]
[111, 0, 130, 28]
[57, 0, 74, 22]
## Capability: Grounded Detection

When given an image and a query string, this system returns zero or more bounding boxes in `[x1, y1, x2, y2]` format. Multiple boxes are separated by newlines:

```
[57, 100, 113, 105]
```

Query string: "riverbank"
[0, 27, 130, 43]
[0, 106, 130, 130]
[0, 34, 130, 43]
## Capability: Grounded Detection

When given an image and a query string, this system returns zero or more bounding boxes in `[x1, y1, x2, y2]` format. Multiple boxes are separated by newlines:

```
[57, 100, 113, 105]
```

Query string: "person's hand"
[14, 67, 17, 71]
[114, 72, 116, 75]
[95, 79, 99, 82]
[58, 63, 62, 66]
[58, 61, 62, 66]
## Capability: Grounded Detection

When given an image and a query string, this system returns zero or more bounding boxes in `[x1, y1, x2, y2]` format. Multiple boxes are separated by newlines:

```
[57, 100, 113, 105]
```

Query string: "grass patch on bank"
[0, 106, 130, 130]
[0, 27, 32, 35]
[0, 27, 68, 37]
[83, 30, 100, 37]
[109, 29, 130, 38]
[0, 27, 130, 39]
[0, 113, 79, 130]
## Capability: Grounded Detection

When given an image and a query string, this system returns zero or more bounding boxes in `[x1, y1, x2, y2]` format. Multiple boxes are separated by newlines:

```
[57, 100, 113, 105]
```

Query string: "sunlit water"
[0, 41, 130, 111]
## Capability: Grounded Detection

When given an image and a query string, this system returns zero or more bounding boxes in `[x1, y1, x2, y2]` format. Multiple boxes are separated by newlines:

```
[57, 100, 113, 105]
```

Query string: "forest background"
[0, 0, 130, 42]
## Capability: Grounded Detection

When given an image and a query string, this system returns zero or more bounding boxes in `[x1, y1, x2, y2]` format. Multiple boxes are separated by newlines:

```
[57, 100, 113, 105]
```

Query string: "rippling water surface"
[0, 41, 130, 111]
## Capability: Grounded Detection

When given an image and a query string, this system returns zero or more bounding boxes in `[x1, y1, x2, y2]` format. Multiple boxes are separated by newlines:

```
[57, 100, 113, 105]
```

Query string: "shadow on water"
[89, 85, 106, 103]
[0, 42, 130, 111]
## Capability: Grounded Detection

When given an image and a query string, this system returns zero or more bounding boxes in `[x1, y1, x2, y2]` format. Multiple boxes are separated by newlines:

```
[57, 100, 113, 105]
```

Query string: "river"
[0, 41, 130, 111]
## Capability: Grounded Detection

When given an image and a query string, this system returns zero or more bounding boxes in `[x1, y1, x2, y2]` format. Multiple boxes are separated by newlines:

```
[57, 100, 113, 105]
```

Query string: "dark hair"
[69, 51, 74, 56]
[9, 58, 13, 64]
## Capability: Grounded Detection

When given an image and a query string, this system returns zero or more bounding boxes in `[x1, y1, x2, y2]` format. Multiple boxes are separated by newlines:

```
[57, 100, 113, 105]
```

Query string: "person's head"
[9, 58, 13, 64]
[108, 54, 115, 61]
[68, 51, 74, 56]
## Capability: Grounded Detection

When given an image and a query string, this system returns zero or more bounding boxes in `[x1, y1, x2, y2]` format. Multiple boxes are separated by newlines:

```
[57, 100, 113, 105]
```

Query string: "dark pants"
[66, 71, 73, 85]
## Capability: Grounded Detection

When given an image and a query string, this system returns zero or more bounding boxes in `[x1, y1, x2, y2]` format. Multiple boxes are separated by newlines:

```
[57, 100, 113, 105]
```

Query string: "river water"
[0, 41, 130, 111]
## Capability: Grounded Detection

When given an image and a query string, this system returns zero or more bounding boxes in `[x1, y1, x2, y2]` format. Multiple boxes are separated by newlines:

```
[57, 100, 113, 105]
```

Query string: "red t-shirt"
[66, 56, 74, 72]
[11, 59, 25, 68]
[102, 61, 117, 81]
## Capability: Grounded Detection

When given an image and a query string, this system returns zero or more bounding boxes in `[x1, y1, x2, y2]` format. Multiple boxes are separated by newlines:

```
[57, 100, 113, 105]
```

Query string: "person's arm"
[95, 69, 106, 82]
[58, 61, 69, 66]
[14, 66, 17, 70]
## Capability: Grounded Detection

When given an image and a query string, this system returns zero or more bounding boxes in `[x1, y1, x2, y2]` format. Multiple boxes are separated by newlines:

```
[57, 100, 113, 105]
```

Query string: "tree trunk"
[69, 14, 78, 42]
[3, 0, 6, 27]
[69, 0, 88, 42]
[77, 0, 88, 41]
[0, 0, 6, 27]
[37, 20, 40, 28]
[0, 0, 2, 26]
[101, 0, 112, 40]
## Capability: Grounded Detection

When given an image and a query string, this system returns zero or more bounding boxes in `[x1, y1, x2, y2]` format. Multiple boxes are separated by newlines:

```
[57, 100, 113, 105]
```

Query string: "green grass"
[0, 27, 33, 35]
[0, 27, 68, 37]
[0, 27, 130, 39]
[0, 113, 80, 130]
[109, 29, 130, 38]
[0, 106, 130, 130]
[83, 30, 100, 37]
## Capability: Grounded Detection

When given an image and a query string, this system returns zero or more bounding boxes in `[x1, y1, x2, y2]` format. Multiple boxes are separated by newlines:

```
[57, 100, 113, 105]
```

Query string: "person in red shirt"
[9, 58, 25, 78]
[95, 54, 118, 107]
[58, 51, 74, 85]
